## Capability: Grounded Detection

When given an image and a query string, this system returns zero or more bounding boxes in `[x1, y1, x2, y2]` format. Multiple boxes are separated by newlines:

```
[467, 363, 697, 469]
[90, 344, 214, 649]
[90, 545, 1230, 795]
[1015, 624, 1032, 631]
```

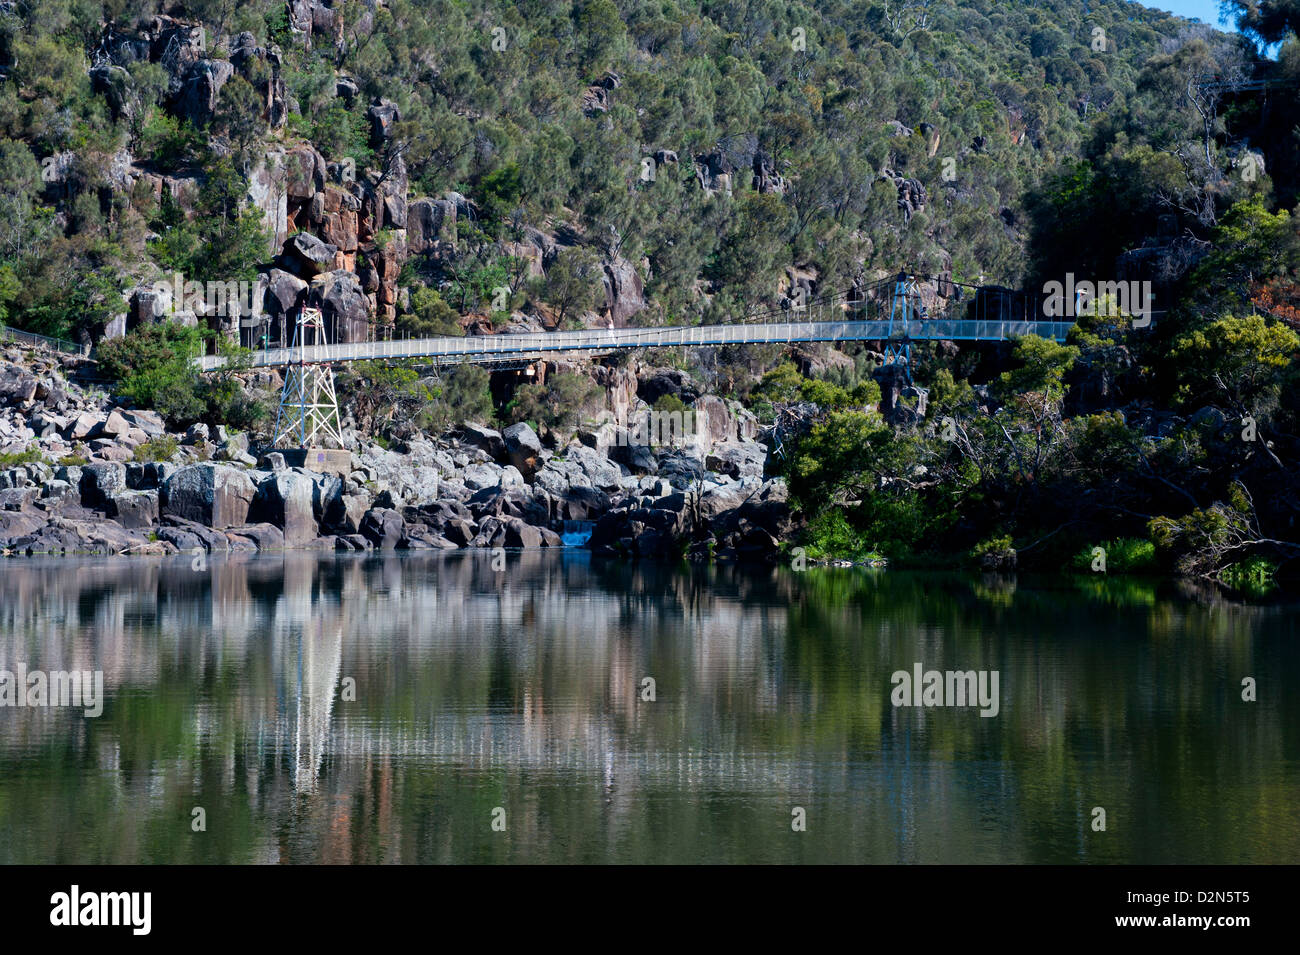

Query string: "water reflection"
[0, 554, 1296, 863]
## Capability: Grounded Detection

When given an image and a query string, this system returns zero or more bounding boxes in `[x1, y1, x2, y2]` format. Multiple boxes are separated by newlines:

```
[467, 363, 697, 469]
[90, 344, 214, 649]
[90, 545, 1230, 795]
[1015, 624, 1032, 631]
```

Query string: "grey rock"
[160, 517, 231, 554]
[0, 487, 38, 511]
[156, 525, 204, 553]
[251, 470, 319, 546]
[79, 463, 128, 509]
[0, 366, 39, 406]
[460, 423, 505, 460]
[262, 269, 309, 322]
[174, 58, 234, 126]
[502, 421, 542, 476]
[66, 411, 102, 440]
[311, 269, 368, 343]
[161, 463, 257, 529]
[105, 490, 159, 529]
[441, 518, 477, 547]
[226, 523, 285, 551]
[463, 462, 504, 491]
[503, 518, 543, 548]
[704, 442, 766, 480]
[359, 507, 404, 549]
[281, 232, 338, 278]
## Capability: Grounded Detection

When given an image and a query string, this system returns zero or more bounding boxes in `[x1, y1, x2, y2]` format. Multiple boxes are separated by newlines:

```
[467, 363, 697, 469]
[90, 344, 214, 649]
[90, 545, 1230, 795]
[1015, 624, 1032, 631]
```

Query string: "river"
[0, 552, 1295, 863]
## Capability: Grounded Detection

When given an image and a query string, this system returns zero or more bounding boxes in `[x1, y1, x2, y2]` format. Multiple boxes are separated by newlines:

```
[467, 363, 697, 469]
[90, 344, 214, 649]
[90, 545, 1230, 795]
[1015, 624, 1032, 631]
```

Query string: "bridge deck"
[197, 318, 1073, 370]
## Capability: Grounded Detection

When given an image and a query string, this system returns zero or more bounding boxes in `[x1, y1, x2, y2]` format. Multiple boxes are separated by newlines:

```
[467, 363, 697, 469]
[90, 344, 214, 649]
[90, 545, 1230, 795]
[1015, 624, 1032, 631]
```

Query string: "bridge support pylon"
[882, 271, 922, 383]
[273, 306, 345, 449]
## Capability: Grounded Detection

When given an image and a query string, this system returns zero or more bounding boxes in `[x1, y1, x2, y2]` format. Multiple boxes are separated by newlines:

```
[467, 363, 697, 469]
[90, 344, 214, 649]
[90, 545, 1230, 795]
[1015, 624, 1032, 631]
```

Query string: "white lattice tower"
[273, 307, 344, 449]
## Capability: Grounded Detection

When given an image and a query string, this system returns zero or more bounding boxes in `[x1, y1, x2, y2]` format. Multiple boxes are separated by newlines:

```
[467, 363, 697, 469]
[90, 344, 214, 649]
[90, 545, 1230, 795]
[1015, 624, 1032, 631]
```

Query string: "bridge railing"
[195, 317, 1076, 370]
[1, 323, 90, 357]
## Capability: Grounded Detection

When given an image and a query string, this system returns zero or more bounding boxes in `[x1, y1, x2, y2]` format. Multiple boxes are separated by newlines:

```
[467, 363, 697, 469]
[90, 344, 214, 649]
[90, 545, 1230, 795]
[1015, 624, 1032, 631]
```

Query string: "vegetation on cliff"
[1, 0, 1299, 585]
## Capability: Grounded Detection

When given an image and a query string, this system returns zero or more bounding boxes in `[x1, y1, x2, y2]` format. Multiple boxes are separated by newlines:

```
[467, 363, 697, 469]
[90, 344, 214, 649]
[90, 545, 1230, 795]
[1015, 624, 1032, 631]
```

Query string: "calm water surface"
[0, 552, 1296, 864]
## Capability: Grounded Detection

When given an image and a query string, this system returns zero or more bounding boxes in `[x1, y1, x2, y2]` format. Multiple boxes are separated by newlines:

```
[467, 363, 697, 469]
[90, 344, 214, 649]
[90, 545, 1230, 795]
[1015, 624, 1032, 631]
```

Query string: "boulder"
[280, 232, 338, 278]
[262, 268, 309, 322]
[105, 490, 159, 529]
[0, 366, 39, 406]
[655, 449, 706, 488]
[173, 58, 234, 126]
[502, 421, 542, 477]
[284, 144, 327, 200]
[156, 525, 204, 553]
[251, 470, 319, 546]
[1191, 406, 1228, 433]
[359, 507, 405, 549]
[460, 423, 505, 460]
[602, 256, 646, 324]
[6, 516, 151, 556]
[226, 523, 285, 551]
[637, 367, 700, 405]
[550, 445, 622, 491]
[335, 76, 360, 104]
[556, 485, 610, 521]
[402, 524, 457, 549]
[0, 487, 38, 511]
[161, 463, 257, 529]
[40, 480, 77, 507]
[90, 442, 134, 463]
[503, 518, 543, 548]
[463, 462, 505, 491]
[311, 269, 368, 343]
[441, 518, 477, 546]
[96, 409, 131, 438]
[159, 516, 231, 554]
[66, 411, 102, 441]
[0, 512, 53, 549]
[367, 98, 401, 147]
[407, 197, 456, 252]
[122, 409, 166, 437]
[705, 442, 766, 480]
[324, 490, 370, 533]
[470, 515, 507, 548]
[79, 463, 128, 509]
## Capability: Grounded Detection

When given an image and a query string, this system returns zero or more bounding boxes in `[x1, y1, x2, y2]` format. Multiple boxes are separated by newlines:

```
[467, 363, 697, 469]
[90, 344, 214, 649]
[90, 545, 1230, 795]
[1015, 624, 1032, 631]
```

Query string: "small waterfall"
[559, 520, 594, 547]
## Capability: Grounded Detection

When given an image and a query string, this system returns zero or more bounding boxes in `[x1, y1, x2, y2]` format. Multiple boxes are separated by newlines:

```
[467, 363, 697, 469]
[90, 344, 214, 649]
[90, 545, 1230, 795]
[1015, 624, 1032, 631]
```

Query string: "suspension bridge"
[196, 276, 1072, 373]
[193, 274, 1076, 450]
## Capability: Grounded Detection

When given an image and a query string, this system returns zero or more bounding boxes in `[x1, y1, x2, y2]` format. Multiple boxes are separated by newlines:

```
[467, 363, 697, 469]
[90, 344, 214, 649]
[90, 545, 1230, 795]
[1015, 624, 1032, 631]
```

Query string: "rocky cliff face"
[90, 14, 656, 352]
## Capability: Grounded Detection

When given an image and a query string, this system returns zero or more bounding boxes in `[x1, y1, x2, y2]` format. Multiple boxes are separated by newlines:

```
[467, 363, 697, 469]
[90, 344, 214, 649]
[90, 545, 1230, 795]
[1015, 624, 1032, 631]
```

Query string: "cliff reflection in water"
[0, 553, 1296, 864]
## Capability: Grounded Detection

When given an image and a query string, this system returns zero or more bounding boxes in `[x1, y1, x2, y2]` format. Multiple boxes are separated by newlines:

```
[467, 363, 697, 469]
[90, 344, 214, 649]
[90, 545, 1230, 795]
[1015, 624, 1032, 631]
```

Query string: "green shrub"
[653, 393, 689, 415]
[801, 509, 885, 563]
[133, 436, 179, 463]
[0, 448, 44, 467]
[95, 322, 206, 425]
[1219, 557, 1277, 597]
[971, 535, 1014, 559]
[1071, 538, 1157, 574]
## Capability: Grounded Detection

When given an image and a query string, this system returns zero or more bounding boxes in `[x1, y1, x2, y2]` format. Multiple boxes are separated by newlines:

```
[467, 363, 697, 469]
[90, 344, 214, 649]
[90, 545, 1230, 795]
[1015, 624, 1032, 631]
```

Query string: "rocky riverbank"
[0, 346, 792, 561]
